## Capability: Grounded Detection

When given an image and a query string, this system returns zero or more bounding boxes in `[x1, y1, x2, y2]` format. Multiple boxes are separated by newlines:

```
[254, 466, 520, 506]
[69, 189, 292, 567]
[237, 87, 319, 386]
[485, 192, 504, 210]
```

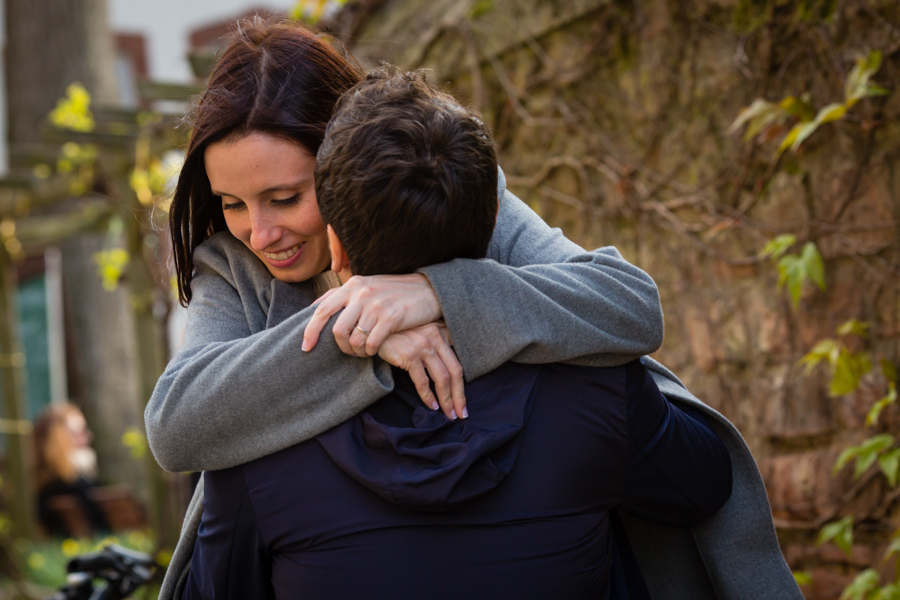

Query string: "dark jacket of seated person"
[182, 358, 732, 600]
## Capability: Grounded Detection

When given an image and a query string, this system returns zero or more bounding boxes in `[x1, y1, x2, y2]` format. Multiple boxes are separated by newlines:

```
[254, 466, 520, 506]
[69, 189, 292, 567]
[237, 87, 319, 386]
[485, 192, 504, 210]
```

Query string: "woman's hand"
[377, 322, 467, 420]
[302, 273, 443, 357]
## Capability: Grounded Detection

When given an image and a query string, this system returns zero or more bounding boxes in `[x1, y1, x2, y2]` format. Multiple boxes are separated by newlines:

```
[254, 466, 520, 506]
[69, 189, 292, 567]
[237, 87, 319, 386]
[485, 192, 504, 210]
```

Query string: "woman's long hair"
[33, 404, 90, 489]
[169, 17, 362, 305]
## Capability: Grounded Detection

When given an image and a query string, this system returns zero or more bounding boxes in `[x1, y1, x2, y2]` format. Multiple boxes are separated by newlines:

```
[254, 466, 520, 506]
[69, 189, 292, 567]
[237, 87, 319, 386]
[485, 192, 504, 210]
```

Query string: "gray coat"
[147, 170, 801, 599]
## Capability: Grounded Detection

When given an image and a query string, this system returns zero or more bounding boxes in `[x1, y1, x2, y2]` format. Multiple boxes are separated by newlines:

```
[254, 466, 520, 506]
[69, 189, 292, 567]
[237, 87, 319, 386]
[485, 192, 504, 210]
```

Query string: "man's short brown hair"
[315, 65, 498, 276]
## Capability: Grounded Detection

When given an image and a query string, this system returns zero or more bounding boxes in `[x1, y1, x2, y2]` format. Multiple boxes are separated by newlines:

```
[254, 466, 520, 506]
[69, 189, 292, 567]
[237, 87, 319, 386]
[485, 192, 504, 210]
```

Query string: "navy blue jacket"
[183, 360, 732, 600]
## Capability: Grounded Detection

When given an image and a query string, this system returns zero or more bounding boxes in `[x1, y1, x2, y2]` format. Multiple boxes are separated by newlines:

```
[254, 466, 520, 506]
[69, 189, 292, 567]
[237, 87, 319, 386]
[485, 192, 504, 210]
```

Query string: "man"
[180, 66, 735, 600]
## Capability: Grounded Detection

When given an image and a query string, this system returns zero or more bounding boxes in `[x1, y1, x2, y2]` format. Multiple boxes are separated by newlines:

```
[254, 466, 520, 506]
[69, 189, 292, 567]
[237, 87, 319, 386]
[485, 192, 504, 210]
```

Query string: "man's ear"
[326, 224, 351, 276]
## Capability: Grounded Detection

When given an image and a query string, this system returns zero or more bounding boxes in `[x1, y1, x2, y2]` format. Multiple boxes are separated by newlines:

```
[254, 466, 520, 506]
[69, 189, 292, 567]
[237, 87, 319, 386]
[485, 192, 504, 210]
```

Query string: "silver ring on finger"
[355, 324, 370, 336]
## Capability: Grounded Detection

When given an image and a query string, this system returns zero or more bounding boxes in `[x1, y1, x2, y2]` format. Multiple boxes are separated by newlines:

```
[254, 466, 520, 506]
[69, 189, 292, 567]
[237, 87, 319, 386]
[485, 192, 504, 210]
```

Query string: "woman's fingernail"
[431, 401, 440, 410]
[450, 409, 458, 420]
[462, 407, 469, 419]
[301, 340, 309, 352]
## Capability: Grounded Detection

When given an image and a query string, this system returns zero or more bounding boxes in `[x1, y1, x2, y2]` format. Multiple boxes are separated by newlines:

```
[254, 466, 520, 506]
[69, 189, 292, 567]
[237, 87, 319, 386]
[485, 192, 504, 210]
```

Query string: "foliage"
[93, 248, 129, 291]
[799, 320, 873, 397]
[729, 51, 887, 156]
[290, 0, 347, 23]
[841, 569, 881, 600]
[760, 235, 825, 307]
[122, 427, 149, 459]
[818, 515, 855, 558]
[793, 570, 813, 585]
[45, 86, 101, 197]
[48, 83, 94, 132]
[469, 0, 494, 19]
[736, 41, 896, 596]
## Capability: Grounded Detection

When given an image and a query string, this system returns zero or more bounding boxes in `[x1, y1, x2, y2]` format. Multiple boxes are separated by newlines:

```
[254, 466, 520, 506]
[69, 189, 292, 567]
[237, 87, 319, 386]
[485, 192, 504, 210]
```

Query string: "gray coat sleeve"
[419, 185, 664, 381]
[145, 238, 394, 473]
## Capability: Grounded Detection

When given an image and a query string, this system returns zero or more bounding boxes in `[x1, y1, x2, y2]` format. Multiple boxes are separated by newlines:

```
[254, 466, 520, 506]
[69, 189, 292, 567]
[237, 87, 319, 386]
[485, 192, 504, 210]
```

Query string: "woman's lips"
[263, 243, 303, 268]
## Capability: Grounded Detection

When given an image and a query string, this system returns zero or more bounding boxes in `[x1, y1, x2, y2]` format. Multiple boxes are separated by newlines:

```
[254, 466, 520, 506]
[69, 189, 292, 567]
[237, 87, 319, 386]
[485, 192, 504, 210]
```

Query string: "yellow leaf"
[816, 103, 847, 124]
[777, 124, 802, 155]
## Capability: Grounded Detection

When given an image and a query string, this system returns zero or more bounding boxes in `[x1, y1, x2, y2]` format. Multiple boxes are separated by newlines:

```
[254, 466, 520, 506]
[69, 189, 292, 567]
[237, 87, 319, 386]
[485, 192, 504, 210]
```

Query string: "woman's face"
[204, 132, 330, 283]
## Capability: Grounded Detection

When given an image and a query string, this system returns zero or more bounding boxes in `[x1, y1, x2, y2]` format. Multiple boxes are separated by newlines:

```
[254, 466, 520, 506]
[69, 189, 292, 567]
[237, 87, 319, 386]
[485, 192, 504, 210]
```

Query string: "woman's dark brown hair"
[169, 17, 362, 305]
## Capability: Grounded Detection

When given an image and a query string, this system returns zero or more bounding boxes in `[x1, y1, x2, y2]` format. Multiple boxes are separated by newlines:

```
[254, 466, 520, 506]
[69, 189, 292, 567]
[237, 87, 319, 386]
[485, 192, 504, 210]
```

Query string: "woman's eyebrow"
[212, 180, 312, 198]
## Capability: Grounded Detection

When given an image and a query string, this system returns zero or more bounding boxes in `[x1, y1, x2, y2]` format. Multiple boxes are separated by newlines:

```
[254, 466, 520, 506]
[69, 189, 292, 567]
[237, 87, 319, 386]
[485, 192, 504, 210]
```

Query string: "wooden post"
[100, 149, 180, 549]
[0, 240, 36, 539]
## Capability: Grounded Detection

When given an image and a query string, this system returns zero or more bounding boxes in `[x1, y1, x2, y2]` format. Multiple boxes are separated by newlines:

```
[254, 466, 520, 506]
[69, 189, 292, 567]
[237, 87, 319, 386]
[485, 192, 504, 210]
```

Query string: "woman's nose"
[248, 208, 282, 251]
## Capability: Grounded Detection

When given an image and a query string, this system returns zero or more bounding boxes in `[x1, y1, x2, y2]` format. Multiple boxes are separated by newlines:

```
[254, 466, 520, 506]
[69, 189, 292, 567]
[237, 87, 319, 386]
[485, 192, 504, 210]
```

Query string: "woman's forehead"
[205, 132, 316, 194]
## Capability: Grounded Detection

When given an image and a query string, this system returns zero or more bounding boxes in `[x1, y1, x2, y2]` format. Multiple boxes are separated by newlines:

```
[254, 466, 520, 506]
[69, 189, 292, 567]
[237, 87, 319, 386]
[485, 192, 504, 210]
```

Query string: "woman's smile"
[263, 243, 304, 267]
[204, 133, 330, 283]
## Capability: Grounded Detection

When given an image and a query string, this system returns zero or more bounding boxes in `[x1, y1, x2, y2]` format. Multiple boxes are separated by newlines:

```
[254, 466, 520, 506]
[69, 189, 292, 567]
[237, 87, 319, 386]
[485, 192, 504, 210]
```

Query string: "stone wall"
[340, 0, 900, 597]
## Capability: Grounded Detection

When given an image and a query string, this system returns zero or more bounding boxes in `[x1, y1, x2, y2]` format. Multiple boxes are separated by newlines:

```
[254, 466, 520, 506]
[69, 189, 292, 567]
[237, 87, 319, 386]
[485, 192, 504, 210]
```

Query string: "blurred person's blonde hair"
[33, 404, 96, 488]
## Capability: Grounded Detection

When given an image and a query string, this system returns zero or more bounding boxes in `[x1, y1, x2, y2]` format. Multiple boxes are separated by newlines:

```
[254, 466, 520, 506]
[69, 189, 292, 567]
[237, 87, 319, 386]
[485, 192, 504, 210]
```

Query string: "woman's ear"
[326, 224, 352, 281]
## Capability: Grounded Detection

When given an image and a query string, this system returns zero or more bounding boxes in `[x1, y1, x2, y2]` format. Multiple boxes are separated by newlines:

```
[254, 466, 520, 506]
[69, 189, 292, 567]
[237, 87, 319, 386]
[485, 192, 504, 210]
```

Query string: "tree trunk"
[5, 0, 118, 145]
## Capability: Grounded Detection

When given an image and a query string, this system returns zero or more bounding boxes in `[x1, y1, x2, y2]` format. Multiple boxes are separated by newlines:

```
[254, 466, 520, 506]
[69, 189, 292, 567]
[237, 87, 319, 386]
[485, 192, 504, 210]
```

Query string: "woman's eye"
[272, 194, 300, 206]
[222, 200, 244, 211]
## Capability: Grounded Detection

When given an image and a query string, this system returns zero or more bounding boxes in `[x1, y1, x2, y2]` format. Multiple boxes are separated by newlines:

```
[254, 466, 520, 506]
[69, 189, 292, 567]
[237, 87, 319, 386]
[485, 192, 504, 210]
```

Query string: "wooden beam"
[136, 80, 204, 102]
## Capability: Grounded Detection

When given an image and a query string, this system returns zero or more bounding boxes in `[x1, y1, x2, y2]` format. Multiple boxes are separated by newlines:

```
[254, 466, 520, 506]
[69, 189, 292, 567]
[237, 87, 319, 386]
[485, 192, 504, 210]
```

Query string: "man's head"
[315, 65, 498, 280]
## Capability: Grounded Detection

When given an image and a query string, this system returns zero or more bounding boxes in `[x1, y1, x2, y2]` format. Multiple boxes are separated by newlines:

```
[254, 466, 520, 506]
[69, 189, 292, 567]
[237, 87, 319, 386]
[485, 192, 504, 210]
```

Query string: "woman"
[148, 17, 800, 600]
[149, 16, 664, 472]
[33, 404, 109, 537]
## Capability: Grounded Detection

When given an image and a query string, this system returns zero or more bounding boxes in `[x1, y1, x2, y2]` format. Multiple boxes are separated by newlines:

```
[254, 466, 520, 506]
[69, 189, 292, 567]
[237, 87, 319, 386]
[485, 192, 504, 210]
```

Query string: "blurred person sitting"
[33, 403, 109, 537]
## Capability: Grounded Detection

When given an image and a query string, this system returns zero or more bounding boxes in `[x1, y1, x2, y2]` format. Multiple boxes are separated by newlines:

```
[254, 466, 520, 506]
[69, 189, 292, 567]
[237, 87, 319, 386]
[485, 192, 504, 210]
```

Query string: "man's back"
[184, 360, 731, 600]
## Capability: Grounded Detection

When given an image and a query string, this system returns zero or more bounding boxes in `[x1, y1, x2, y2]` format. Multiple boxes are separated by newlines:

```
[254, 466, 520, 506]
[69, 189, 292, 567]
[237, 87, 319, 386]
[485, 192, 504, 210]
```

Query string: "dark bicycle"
[43, 544, 157, 600]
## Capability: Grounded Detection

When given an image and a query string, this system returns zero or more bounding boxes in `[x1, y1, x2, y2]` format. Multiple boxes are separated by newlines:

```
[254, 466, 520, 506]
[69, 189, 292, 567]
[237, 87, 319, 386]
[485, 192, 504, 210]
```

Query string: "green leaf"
[468, 0, 494, 18]
[777, 254, 806, 307]
[793, 570, 813, 586]
[866, 381, 897, 427]
[774, 242, 826, 306]
[883, 532, 900, 560]
[871, 583, 900, 600]
[846, 51, 885, 107]
[800, 338, 839, 373]
[760, 234, 797, 259]
[853, 434, 894, 479]
[841, 568, 879, 600]
[835, 445, 861, 474]
[818, 515, 854, 558]
[879, 448, 900, 487]
[882, 360, 897, 383]
[838, 319, 870, 338]
[866, 84, 890, 98]
[801, 242, 826, 290]
[830, 349, 873, 397]
[867, 383, 897, 427]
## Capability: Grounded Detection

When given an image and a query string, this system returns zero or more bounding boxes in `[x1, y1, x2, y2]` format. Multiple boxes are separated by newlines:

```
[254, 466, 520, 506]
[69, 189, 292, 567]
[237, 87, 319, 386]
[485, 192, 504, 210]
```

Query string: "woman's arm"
[145, 235, 394, 473]
[419, 182, 664, 381]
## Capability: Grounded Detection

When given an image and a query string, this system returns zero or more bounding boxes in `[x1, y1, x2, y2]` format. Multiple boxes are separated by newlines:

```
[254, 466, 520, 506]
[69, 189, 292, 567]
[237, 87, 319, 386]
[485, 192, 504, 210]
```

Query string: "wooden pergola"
[0, 81, 200, 545]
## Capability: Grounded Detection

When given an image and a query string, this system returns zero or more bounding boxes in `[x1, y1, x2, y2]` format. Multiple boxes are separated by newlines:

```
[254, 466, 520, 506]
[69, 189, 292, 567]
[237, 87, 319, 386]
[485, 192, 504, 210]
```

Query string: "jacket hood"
[317, 361, 541, 512]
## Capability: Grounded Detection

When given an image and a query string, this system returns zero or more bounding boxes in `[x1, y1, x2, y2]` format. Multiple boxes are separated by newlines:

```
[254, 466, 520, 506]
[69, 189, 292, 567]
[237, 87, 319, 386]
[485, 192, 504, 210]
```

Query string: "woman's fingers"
[331, 301, 365, 355]
[406, 360, 439, 411]
[378, 325, 466, 419]
[311, 287, 339, 306]
[420, 349, 454, 418]
[303, 274, 442, 357]
[303, 287, 349, 352]
[434, 335, 466, 419]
